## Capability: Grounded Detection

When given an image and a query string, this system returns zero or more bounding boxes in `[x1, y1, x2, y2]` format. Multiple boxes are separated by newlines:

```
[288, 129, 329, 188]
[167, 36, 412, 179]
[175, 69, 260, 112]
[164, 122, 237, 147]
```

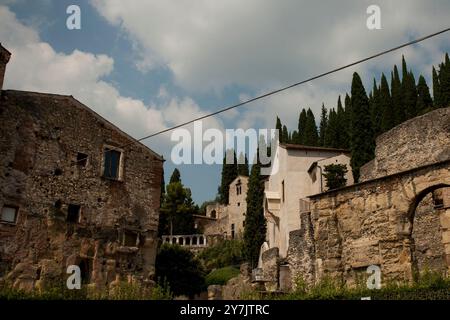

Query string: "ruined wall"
[360, 107, 450, 181]
[286, 212, 316, 289]
[0, 90, 163, 291]
[307, 162, 450, 286]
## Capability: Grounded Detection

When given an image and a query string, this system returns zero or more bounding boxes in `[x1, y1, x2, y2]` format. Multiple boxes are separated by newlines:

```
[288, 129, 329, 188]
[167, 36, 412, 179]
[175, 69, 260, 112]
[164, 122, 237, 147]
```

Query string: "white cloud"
[0, 5, 222, 156]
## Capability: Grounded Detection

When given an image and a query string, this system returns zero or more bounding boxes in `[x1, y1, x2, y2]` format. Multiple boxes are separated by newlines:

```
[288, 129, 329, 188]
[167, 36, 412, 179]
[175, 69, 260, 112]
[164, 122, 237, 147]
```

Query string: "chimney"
[0, 43, 11, 91]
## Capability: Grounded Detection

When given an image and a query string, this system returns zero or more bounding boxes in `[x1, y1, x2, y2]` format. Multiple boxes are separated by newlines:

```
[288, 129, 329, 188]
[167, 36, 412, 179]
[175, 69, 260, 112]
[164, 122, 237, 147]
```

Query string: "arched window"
[211, 210, 217, 219]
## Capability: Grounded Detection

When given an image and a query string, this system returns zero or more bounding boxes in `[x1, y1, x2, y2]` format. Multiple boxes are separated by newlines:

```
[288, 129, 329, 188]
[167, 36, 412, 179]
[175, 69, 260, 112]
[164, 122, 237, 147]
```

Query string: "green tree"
[336, 96, 349, 149]
[401, 56, 417, 119]
[324, 108, 338, 148]
[350, 72, 374, 182]
[369, 78, 382, 138]
[416, 75, 433, 114]
[282, 125, 289, 144]
[298, 108, 308, 144]
[343, 93, 352, 149]
[391, 65, 404, 125]
[169, 168, 181, 183]
[319, 103, 328, 147]
[440, 53, 450, 107]
[380, 73, 394, 132]
[275, 116, 283, 142]
[155, 244, 205, 298]
[433, 66, 442, 108]
[219, 149, 238, 204]
[159, 169, 197, 235]
[243, 158, 266, 268]
[304, 108, 319, 146]
[322, 163, 348, 190]
[237, 153, 249, 176]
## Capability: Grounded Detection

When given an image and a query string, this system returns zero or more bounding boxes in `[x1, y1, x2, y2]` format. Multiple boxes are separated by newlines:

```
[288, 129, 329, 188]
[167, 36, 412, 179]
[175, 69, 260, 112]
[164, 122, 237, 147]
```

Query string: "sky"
[1, 0, 450, 204]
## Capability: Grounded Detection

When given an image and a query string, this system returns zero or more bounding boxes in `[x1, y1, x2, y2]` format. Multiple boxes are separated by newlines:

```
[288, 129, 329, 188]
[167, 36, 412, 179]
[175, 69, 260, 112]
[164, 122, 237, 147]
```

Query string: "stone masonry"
[0, 46, 164, 292]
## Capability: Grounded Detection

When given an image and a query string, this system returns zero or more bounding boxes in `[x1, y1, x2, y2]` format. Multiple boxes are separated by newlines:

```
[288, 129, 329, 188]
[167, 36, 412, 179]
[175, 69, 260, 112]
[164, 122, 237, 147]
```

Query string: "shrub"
[205, 266, 240, 286]
[197, 239, 244, 272]
[155, 243, 206, 298]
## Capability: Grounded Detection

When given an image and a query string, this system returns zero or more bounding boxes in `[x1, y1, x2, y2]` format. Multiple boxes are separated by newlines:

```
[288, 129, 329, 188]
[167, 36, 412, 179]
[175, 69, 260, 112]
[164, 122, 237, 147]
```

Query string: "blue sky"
[1, 0, 450, 204]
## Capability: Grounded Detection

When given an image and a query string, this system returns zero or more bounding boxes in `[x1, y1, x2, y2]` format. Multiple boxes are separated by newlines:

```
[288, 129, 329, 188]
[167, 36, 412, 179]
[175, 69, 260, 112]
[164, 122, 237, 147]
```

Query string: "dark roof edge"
[279, 143, 350, 154]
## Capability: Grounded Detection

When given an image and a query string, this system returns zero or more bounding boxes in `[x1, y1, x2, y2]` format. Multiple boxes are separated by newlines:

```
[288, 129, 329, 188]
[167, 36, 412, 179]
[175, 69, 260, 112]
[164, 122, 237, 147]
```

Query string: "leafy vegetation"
[205, 266, 240, 286]
[155, 243, 206, 298]
[322, 163, 348, 190]
[197, 239, 244, 272]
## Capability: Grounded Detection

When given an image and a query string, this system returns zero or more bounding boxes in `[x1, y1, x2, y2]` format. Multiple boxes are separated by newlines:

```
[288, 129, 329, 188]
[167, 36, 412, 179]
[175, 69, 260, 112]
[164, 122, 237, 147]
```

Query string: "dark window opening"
[1, 206, 18, 224]
[231, 223, 235, 239]
[282, 180, 285, 202]
[54, 168, 63, 176]
[67, 204, 80, 223]
[54, 200, 62, 209]
[237, 202, 240, 207]
[185, 237, 191, 245]
[123, 231, 138, 247]
[192, 236, 197, 245]
[211, 210, 217, 219]
[76, 152, 88, 167]
[78, 258, 91, 284]
[199, 236, 204, 245]
[103, 148, 121, 180]
[179, 238, 184, 245]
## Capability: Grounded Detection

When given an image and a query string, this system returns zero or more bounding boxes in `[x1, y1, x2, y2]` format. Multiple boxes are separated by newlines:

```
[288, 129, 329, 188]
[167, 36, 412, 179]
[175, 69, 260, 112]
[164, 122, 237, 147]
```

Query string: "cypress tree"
[243, 158, 266, 268]
[319, 103, 328, 147]
[291, 130, 300, 144]
[275, 116, 283, 142]
[391, 65, 404, 125]
[440, 53, 450, 107]
[282, 125, 289, 144]
[416, 75, 433, 114]
[380, 73, 394, 132]
[370, 78, 382, 138]
[219, 149, 238, 204]
[324, 108, 338, 148]
[344, 93, 352, 148]
[336, 96, 349, 149]
[237, 153, 249, 176]
[403, 71, 418, 119]
[298, 108, 308, 144]
[432, 66, 442, 108]
[304, 108, 319, 146]
[169, 168, 181, 183]
[350, 72, 374, 182]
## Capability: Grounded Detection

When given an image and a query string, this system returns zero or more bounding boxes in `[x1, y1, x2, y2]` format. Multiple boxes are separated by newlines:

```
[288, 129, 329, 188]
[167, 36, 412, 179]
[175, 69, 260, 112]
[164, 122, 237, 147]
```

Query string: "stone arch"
[407, 183, 450, 220]
[406, 183, 450, 276]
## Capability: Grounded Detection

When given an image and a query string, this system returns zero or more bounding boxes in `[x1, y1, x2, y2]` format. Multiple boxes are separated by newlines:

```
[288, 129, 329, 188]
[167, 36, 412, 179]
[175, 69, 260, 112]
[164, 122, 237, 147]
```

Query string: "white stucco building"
[263, 142, 354, 258]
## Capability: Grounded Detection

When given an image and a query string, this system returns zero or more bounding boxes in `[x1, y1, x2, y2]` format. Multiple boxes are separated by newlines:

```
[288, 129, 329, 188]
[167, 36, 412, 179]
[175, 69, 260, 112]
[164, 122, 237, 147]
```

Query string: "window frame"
[101, 145, 124, 181]
[0, 205, 19, 225]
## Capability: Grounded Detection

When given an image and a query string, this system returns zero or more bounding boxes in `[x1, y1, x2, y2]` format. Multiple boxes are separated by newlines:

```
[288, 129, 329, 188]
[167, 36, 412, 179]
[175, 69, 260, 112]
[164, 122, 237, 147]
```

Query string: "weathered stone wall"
[360, 107, 450, 181]
[286, 212, 315, 289]
[261, 247, 279, 291]
[308, 161, 450, 286]
[0, 90, 163, 291]
[412, 193, 447, 274]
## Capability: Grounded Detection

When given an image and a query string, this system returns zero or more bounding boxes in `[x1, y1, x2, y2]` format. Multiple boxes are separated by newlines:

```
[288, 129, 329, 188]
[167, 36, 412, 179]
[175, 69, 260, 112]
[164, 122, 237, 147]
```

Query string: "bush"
[278, 271, 450, 300]
[155, 243, 206, 298]
[197, 239, 244, 272]
[205, 266, 240, 286]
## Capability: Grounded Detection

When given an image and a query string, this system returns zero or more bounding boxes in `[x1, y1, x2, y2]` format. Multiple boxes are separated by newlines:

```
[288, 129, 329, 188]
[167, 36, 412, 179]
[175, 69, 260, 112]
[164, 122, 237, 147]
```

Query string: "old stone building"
[0, 44, 164, 291]
[258, 107, 450, 292]
[193, 175, 249, 242]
